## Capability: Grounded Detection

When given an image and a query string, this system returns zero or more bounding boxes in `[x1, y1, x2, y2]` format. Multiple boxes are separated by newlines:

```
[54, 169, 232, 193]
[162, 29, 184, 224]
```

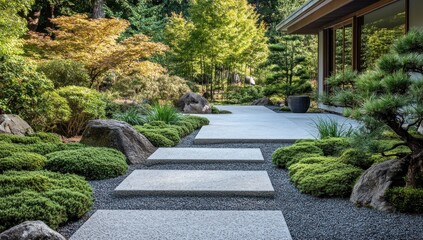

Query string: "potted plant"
[288, 95, 310, 113]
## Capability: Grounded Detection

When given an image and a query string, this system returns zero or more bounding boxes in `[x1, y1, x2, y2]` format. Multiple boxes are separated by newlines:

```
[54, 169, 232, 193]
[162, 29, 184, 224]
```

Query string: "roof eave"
[276, 0, 321, 33]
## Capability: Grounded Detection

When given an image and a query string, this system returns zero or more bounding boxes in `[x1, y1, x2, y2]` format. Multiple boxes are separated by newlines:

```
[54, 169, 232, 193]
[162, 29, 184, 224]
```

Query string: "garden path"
[67, 106, 395, 240]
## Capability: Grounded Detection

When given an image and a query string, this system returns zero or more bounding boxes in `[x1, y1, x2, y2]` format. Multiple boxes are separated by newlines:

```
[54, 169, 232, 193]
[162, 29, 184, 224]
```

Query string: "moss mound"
[45, 147, 128, 180]
[0, 171, 93, 232]
[272, 142, 324, 168]
[289, 161, 363, 197]
[385, 187, 423, 213]
[0, 152, 47, 173]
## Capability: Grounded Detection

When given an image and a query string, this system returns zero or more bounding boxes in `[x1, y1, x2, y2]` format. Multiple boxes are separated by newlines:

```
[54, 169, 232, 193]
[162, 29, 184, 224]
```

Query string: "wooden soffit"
[278, 0, 385, 34]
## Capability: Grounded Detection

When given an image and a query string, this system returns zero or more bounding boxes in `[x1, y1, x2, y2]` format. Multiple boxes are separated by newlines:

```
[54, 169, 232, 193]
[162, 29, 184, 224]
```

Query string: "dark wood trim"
[405, 0, 409, 32]
[288, 0, 353, 33]
[352, 16, 359, 71]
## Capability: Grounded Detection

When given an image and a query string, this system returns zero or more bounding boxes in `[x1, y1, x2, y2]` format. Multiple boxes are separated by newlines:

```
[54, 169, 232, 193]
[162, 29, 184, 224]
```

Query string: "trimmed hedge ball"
[45, 147, 128, 180]
[0, 134, 40, 144]
[185, 115, 210, 126]
[140, 131, 174, 147]
[272, 142, 324, 168]
[30, 132, 62, 144]
[0, 170, 93, 232]
[339, 148, 373, 169]
[0, 152, 47, 173]
[288, 161, 363, 197]
[385, 187, 423, 213]
[314, 137, 350, 156]
[134, 126, 180, 146]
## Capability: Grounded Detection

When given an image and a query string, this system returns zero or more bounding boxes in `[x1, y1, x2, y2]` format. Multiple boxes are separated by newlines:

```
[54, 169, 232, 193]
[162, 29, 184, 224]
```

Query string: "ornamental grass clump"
[45, 147, 128, 180]
[313, 117, 354, 139]
[0, 170, 93, 232]
[144, 104, 182, 124]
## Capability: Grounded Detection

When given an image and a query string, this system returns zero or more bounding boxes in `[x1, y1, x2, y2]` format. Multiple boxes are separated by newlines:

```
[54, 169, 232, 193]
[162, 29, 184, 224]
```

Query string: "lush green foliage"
[385, 187, 423, 213]
[313, 117, 354, 139]
[56, 86, 106, 136]
[37, 59, 91, 88]
[272, 142, 324, 168]
[211, 106, 232, 114]
[314, 137, 350, 156]
[113, 107, 146, 125]
[0, 170, 92, 231]
[144, 104, 182, 124]
[135, 126, 180, 146]
[223, 86, 264, 104]
[29, 132, 62, 144]
[0, 152, 46, 173]
[288, 160, 363, 197]
[45, 147, 128, 180]
[0, 0, 34, 56]
[338, 148, 374, 169]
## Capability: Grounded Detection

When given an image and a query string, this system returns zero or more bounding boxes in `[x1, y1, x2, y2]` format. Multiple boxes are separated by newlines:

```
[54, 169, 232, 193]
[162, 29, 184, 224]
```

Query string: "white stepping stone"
[147, 148, 264, 164]
[70, 210, 292, 240]
[114, 170, 274, 197]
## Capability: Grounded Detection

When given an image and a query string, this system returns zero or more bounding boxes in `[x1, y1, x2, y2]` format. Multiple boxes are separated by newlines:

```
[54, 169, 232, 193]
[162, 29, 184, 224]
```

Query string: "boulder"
[350, 159, 408, 211]
[245, 76, 255, 85]
[0, 114, 34, 136]
[80, 119, 156, 164]
[251, 97, 273, 106]
[0, 221, 65, 240]
[176, 92, 212, 114]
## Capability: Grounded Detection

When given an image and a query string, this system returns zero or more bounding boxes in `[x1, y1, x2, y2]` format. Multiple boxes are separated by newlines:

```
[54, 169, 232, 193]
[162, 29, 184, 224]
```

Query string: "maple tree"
[26, 14, 168, 88]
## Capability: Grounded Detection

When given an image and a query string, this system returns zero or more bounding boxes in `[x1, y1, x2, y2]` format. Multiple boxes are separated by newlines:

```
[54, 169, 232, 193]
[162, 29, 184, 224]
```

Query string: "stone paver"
[114, 170, 275, 197]
[70, 210, 292, 240]
[193, 106, 359, 144]
[147, 148, 264, 164]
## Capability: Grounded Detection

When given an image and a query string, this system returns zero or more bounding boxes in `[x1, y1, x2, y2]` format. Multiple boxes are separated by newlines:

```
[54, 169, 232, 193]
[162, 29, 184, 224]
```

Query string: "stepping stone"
[70, 210, 292, 240]
[114, 170, 274, 197]
[147, 148, 264, 164]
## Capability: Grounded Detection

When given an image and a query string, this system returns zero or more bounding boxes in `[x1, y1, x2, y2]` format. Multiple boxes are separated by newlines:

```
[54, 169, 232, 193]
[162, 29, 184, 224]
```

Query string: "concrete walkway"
[72, 106, 360, 239]
[194, 106, 359, 144]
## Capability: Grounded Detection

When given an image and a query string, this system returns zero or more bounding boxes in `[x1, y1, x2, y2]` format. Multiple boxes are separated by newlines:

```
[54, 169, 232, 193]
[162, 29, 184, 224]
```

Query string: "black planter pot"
[288, 95, 310, 113]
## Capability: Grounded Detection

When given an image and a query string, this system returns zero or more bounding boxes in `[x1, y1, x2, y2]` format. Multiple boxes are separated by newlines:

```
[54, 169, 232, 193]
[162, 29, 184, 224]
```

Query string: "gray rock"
[0, 221, 66, 240]
[245, 76, 255, 85]
[251, 97, 273, 106]
[80, 119, 156, 164]
[350, 159, 408, 211]
[176, 92, 211, 114]
[0, 114, 34, 136]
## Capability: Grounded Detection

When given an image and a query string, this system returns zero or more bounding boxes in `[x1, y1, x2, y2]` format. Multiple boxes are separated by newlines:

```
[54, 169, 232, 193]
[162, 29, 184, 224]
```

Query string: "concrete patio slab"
[147, 148, 264, 164]
[114, 170, 274, 197]
[70, 210, 292, 240]
[193, 106, 359, 144]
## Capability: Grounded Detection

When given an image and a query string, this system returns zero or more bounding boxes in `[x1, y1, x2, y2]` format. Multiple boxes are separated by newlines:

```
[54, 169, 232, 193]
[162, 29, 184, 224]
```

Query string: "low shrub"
[30, 132, 62, 144]
[37, 59, 90, 88]
[0, 134, 40, 144]
[211, 106, 232, 114]
[0, 152, 47, 173]
[339, 148, 373, 169]
[144, 104, 182, 124]
[134, 126, 179, 146]
[174, 121, 195, 134]
[183, 116, 210, 129]
[0, 142, 86, 156]
[272, 142, 324, 168]
[288, 161, 363, 197]
[385, 187, 423, 213]
[45, 148, 128, 180]
[0, 170, 92, 231]
[314, 137, 350, 156]
[296, 156, 340, 165]
[138, 130, 174, 147]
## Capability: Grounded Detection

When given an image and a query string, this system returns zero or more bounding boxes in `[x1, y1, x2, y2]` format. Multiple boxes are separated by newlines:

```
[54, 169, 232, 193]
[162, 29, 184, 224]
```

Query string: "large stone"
[350, 159, 408, 211]
[0, 221, 66, 240]
[176, 92, 212, 114]
[114, 170, 275, 197]
[251, 97, 273, 106]
[81, 119, 156, 164]
[70, 210, 292, 240]
[0, 114, 34, 136]
[147, 148, 264, 164]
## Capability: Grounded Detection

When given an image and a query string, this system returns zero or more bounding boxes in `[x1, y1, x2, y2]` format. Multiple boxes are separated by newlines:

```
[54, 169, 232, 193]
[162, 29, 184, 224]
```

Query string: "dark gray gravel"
[58, 130, 423, 240]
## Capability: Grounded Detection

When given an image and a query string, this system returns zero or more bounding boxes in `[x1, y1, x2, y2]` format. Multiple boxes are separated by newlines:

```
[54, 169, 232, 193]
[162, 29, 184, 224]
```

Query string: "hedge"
[0, 152, 47, 173]
[45, 147, 128, 180]
[385, 187, 423, 213]
[272, 142, 324, 168]
[314, 137, 350, 156]
[0, 171, 93, 231]
[339, 148, 374, 169]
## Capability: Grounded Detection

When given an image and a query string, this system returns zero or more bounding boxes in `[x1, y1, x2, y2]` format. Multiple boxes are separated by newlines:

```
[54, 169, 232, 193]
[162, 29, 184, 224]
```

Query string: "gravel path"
[59, 130, 423, 240]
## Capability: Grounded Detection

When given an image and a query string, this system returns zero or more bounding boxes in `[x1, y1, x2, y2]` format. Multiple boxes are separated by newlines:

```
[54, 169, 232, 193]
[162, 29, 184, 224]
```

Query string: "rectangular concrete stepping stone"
[147, 148, 264, 164]
[70, 210, 292, 240]
[114, 170, 274, 197]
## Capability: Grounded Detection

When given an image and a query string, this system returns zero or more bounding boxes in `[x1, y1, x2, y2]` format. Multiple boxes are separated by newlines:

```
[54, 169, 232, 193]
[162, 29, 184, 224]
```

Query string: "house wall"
[409, 0, 423, 29]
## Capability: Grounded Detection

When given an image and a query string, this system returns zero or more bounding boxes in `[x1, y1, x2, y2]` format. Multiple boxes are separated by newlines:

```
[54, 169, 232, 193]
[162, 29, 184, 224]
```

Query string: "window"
[334, 24, 353, 74]
[359, 0, 406, 71]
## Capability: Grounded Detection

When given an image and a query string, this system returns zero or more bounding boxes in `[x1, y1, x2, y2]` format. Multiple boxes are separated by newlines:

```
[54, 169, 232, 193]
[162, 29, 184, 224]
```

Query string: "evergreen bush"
[385, 187, 423, 213]
[272, 142, 324, 168]
[0, 152, 46, 173]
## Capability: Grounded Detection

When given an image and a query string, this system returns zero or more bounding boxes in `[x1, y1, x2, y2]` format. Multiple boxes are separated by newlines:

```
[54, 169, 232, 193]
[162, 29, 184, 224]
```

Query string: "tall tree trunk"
[27, 8, 42, 31]
[92, 0, 105, 19]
